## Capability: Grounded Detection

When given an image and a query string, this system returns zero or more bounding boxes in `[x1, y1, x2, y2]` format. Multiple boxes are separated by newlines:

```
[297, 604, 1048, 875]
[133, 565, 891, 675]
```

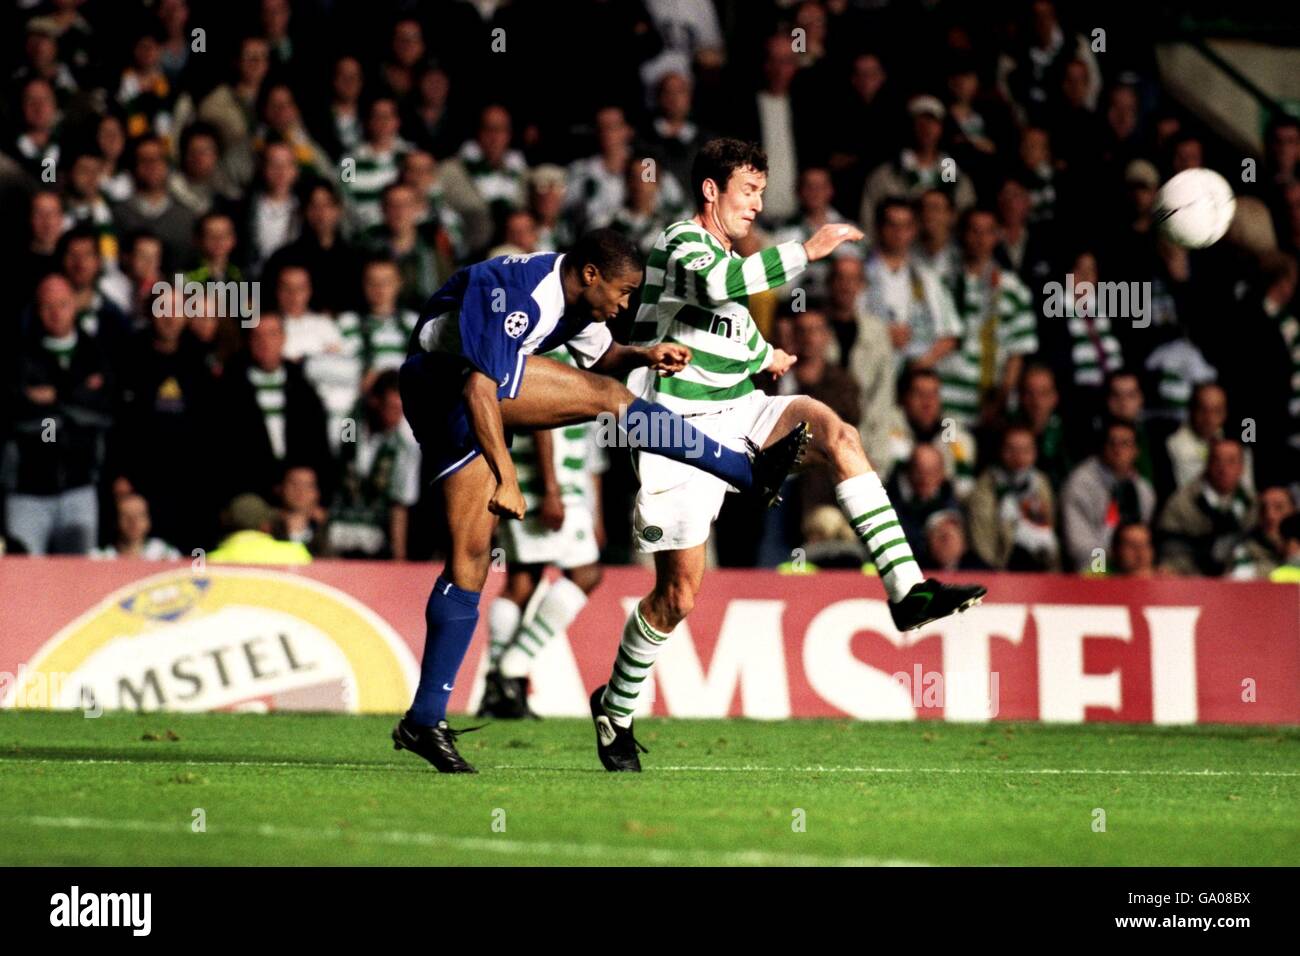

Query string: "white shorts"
[498, 502, 600, 569]
[632, 391, 798, 553]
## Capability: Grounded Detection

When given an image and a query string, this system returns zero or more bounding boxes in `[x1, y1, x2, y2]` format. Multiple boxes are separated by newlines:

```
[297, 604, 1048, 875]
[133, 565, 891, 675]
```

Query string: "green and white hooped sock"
[836, 471, 924, 603]
[499, 576, 589, 678]
[487, 597, 521, 669]
[602, 603, 672, 728]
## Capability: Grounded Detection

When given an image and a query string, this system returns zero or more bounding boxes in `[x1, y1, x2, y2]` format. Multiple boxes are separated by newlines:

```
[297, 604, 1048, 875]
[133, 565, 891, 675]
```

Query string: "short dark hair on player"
[568, 228, 643, 278]
[691, 138, 768, 210]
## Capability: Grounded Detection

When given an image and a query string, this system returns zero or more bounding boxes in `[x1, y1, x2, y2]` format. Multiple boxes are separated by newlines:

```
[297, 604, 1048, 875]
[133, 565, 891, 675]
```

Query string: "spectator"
[882, 367, 978, 500]
[208, 493, 312, 565]
[177, 35, 271, 190]
[185, 212, 243, 285]
[452, 104, 527, 230]
[263, 181, 363, 315]
[863, 198, 961, 374]
[273, 465, 329, 555]
[1165, 383, 1254, 493]
[12, 77, 61, 181]
[337, 258, 419, 390]
[212, 314, 332, 505]
[923, 509, 988, 572]
[59, 226, 129, 350]
[994, 175, 1056, 292]
[738, 35, 807, 225]
[606, 151, 688, 255]
[641, 71, 708, 194]
[1108, 521, 1158, 578]
[116, 29, 175, 142]
[401, 63, 462, 159]
[998, 0, 1101, 123]
[772, 167, 863, 302]
[340, 95, 410, 232]
[825, 257, 894, 468]
[361, 182, 449, 309]
[1060, 418, 1157, 571]
[913, 188, 960, 286]
[91, 493, 180, 560]
[1269, 514, 1300, 583]
[1158, 438, 1256, 576]
[252, 82, 333, 181]
[967, 423, 1059, 571]
[274, 266, 356, 451]
[566, 106, 636, 233]
[15, 190, 66, 312]
[827, 52, 903, 215]
[327, 371, 421, 560]
[1229, 486, 1296, 580]
[112, 286, 214, 549]
[526, 165, 572, 252]
[885, 444, 960, 567]
[95, 113, 133, 202]
[1046, 248, 1125, 418]
[101, 231, 164, 325]
[397, 148, 487, 259]
[1014, 361, 1072, 490]
[240, 140, 301, 276]
[314, 55, 365, 160]
[764, 310, 862, 517]
[939, 207, 1037, 429]
[62, 152, 119, 268]
[6, 275, 113, 555]
[111, 136, 196, 270]
[859, 95, 976, 242]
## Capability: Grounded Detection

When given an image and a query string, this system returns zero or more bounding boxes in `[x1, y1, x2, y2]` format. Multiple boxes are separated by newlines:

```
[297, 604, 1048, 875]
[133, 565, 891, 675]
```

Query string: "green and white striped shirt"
[337, 310, 419, 374]
[510, 349, 604, 513]
[342, 140, 409, 230]
[628, 220, 808, 413]
[939, 265, 1037, 424]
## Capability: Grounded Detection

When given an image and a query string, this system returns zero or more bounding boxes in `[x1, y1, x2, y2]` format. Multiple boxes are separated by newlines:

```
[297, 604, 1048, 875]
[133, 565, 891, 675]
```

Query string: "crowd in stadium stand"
[1, 0, 1298, 579]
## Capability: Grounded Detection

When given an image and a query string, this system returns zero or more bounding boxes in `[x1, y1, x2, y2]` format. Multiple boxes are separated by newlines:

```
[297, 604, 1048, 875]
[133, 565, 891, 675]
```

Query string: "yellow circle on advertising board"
[11, 568, 417, 714]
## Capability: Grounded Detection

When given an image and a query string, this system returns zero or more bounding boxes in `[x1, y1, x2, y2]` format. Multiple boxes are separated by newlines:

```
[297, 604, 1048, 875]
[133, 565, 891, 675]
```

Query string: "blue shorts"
[400, 351, 521, 482]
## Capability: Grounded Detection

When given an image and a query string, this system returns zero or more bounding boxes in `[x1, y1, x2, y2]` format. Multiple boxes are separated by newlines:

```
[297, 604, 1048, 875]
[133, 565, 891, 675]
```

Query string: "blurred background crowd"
[1, 0, 1298, 579]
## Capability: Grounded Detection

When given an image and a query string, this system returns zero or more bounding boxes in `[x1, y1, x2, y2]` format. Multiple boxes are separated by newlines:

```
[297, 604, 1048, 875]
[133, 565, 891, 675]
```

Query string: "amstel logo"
[5, 568, 417, 714]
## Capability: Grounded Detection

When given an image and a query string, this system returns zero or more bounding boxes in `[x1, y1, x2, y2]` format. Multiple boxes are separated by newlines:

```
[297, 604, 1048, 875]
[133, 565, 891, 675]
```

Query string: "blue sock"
[624, 397, 753, 489]
[408, 575, 481, 726]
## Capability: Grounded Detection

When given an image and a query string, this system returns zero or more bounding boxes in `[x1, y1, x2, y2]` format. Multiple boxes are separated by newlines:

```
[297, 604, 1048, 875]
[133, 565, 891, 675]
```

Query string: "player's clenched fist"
[643, 342, 691, 375]
[489, 480, 527, 520]
[803, 223, 864, 261]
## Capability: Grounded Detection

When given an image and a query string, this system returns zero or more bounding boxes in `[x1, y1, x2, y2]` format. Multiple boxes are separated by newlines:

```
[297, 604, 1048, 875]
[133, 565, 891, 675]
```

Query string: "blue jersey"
[410, 251, 613, 400]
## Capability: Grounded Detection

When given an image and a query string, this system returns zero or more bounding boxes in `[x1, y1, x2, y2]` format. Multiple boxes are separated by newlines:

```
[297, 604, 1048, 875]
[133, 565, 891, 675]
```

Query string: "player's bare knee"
[827, 421, 869, 475]
[595, 376, 633, 415]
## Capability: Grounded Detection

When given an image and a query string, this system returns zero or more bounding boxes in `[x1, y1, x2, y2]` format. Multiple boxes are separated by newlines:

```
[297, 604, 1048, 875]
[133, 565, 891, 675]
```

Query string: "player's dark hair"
[691, 138, 768, 210]
[568, 228, 643, 279]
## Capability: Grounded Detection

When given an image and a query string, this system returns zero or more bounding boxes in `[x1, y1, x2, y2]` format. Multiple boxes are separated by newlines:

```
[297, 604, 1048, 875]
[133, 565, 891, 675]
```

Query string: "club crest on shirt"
[504, 311, 529, 338]
[683, 251, 714, 272]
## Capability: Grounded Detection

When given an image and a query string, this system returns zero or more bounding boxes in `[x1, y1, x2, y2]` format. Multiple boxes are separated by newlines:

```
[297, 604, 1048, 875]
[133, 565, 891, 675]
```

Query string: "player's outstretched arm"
[464, 371, 526, 519]
[668, 223, 862, 307]
[589, 342, 692, 378]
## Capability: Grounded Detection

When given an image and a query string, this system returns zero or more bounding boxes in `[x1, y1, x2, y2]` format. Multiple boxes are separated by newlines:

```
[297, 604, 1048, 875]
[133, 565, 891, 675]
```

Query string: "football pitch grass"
[1, 711, 1297, 867]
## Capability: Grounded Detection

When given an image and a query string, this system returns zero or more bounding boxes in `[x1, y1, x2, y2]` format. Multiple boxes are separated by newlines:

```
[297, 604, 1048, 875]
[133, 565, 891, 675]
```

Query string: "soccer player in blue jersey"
[391, 229, 810, 772]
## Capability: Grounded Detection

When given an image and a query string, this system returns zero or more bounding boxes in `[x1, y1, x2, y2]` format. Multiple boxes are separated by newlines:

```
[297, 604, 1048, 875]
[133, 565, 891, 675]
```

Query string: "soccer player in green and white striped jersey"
[479, 347, 607, 719]
[589, 139, 988, 772]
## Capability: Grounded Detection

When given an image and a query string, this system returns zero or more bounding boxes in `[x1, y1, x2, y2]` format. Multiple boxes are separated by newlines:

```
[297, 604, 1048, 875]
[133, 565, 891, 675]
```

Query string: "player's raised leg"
[765, 396, 986, 631]
[500, 353, 810, 507]
[391, 455, 498, 773]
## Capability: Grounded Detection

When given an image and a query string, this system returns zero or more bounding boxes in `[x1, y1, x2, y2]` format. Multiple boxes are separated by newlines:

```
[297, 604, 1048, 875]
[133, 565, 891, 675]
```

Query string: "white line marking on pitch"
[2, 756, 1296, 778]
[13, 816, 928, 867]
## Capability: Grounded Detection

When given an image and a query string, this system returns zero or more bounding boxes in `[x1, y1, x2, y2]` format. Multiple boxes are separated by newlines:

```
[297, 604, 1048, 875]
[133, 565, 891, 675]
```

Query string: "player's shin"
[835, 471, 925, 603]
[408, 575, 481, 726]
[601, 602, 673, 728]
[621, 397, 753, 489]
[499, 576, 589, 678]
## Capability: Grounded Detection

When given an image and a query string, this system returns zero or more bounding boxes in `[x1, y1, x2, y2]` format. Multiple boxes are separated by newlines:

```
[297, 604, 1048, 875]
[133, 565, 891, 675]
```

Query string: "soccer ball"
[1153, 168, 1237, 249]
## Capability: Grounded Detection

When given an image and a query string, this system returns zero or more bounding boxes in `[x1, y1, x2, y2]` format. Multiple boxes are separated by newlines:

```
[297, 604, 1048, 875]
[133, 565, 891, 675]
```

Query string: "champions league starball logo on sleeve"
[504, 310, 529, 337]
